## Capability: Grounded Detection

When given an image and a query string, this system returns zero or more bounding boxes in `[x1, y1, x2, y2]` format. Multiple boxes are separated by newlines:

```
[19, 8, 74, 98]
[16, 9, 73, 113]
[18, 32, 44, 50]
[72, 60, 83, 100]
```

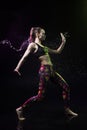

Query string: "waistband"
[40, 64, 53, 71]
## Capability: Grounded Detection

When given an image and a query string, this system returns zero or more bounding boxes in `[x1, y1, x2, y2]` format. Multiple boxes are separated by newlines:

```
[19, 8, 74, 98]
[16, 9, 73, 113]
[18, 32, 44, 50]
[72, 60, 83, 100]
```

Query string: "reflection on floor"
[0, 101, 87, 130]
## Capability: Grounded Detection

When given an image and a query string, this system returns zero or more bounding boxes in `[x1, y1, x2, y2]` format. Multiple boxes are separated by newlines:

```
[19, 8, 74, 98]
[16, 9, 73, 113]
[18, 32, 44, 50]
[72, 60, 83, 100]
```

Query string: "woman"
[14, 27, 78, 120]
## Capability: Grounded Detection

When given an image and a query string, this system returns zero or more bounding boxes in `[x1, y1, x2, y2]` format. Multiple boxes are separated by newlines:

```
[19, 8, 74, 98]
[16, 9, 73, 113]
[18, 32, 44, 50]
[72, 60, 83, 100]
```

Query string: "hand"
[14, 69, 21, 76]
[60, 33, 66, 43]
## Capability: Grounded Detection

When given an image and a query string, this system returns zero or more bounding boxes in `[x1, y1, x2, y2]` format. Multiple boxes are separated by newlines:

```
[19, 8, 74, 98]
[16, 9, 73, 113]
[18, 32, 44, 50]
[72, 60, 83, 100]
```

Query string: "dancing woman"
[14, 27, 78, 120]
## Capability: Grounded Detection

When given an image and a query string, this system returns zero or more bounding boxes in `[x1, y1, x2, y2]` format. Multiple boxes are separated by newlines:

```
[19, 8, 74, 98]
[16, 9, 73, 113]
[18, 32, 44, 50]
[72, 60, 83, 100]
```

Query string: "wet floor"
[0, 101, 87, 130]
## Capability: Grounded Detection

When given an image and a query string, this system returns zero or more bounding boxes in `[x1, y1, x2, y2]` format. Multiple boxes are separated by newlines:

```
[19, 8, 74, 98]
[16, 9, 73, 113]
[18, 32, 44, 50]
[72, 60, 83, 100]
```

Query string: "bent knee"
[37, 90, 45, 101]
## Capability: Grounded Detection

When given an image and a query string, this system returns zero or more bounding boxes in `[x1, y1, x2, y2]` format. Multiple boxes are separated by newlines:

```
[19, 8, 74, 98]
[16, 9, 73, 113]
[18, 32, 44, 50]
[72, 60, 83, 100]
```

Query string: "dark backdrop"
[0, 0, 87, 113]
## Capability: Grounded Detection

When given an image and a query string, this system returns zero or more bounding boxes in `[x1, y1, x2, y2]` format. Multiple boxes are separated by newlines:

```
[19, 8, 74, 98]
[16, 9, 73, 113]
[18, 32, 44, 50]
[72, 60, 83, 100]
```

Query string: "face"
[39, 29, 46, 41]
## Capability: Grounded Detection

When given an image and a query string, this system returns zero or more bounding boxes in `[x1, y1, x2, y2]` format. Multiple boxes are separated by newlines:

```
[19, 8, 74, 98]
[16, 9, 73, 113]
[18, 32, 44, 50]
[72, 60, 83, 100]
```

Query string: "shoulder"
[26, 42, 38, 53]
[29, 42, 36, 46]
[27, 42, 36, 49]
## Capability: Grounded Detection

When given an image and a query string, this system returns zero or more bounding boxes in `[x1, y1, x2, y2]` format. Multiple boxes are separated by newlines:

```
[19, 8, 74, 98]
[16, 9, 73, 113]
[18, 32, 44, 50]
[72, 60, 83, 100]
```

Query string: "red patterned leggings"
[21, 65, 70, 108]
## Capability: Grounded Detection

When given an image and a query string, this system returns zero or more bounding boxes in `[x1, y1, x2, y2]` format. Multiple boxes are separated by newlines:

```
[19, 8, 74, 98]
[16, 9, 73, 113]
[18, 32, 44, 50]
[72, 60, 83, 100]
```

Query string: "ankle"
[16, 106, 22, 111]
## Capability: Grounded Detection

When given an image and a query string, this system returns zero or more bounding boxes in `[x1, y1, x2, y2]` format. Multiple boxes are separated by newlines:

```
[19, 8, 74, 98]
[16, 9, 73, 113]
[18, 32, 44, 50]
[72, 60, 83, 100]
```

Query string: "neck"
[35, 37, 44, 47]
[35, 37, 41, 45]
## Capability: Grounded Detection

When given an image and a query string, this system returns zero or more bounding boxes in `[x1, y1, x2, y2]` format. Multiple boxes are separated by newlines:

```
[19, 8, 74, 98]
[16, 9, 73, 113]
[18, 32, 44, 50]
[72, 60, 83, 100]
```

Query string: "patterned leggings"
[21, 65, 70, 108]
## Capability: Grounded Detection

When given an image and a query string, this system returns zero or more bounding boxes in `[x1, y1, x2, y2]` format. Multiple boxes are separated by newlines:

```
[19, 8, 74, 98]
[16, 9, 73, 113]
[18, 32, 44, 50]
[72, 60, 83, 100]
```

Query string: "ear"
[35, 32, 39, 37]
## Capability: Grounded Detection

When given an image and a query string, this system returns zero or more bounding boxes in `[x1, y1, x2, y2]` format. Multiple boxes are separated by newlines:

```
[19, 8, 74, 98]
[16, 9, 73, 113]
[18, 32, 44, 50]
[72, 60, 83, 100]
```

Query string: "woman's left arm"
[48, 33, 66, 54]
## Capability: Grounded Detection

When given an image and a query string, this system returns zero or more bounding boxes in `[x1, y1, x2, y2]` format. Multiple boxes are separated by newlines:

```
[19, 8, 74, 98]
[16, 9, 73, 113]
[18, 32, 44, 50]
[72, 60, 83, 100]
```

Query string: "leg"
[21, 65, 50, 107]
[50, 71, 70, 108]
[50, 71, 78, 116]
[16, 90, 45, 120]
[16, 65, 50, 120]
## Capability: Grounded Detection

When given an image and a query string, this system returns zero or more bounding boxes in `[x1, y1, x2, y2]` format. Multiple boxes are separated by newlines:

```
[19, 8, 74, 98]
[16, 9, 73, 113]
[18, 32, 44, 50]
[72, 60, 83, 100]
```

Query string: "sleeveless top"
[34, 43, 49, 58]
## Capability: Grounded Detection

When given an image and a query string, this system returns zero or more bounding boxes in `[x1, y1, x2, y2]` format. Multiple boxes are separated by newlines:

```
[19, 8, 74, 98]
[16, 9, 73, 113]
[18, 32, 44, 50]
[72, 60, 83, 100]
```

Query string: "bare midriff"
[39, 54, 53, 66]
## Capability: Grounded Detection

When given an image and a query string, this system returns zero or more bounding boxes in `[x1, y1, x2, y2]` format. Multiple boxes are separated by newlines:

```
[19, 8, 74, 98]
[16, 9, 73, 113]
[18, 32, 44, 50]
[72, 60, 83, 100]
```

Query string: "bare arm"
[14, 43, 35, 75]
[48, 33, 66, 54]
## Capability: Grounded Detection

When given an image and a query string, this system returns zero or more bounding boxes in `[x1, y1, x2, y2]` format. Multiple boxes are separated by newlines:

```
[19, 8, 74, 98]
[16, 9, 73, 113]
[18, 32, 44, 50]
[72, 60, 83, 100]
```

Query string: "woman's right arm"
[14, 43, 35, 75]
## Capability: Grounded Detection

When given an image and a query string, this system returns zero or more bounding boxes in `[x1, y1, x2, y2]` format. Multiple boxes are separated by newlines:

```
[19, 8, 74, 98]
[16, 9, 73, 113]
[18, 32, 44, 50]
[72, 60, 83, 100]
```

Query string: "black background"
[0, 0, 87, 115]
